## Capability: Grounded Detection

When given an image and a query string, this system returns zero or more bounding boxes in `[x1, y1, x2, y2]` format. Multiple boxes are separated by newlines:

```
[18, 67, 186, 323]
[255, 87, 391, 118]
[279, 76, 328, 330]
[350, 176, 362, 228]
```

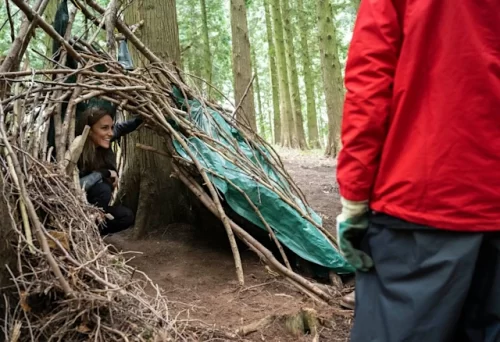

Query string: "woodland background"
[0, 0, 359, 156]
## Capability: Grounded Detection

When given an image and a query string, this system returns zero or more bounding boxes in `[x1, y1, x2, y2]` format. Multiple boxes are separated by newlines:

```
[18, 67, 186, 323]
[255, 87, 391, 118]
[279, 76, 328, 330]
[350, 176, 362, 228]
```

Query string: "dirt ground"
[107, 147, 352, 341]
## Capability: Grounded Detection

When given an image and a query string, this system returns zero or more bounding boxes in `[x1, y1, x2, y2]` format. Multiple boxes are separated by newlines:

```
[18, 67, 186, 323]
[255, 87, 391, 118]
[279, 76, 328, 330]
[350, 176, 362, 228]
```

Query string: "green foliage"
[177, 0, 233, 104]
[0, 0, 110, 70]
[1, 0, 356, 147]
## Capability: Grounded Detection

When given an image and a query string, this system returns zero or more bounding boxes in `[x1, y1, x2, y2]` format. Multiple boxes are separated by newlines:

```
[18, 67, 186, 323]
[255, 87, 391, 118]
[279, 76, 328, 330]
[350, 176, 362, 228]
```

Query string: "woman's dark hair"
[77, 107, 115, 174]
[75, 107, 112, 136]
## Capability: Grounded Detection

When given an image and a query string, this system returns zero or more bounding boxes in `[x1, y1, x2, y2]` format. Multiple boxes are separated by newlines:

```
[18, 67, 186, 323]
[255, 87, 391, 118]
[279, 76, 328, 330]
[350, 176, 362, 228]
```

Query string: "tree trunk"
[120, 0, 195, 237]
[296, 0, 321, 149]
[281, 0, 307, 149]
[200, 0, 212, 98]
[264, 0, 280, 144]
[43, 0, 60, 61]
[317, 0, 344, 157]
[251, 47, 266, 140]
[184, 10, 203, 91]
[270, 0, 293, 147]
[230, 0, 257, 131]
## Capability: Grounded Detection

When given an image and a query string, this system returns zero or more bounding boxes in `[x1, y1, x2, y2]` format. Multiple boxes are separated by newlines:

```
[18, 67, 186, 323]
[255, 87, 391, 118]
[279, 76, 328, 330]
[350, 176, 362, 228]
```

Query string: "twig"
[236, 315, 275, 336]
[9, 0, 84, 65]
[0, 0, 51, 73]
[84, 0, 163, 64]
[5, 0, 16, 43]
[105, 0, 119, 58]
[231, 74, 255, 124]
[173, 165, 333, 304]
[0, 103, 73, 296]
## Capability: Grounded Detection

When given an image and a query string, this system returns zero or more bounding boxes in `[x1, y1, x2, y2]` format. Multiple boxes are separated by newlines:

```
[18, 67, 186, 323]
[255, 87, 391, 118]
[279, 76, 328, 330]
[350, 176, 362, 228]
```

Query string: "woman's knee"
[120, 206, 135, 228]
[101, 205, 134, 235]
[87, 182, 113, 208]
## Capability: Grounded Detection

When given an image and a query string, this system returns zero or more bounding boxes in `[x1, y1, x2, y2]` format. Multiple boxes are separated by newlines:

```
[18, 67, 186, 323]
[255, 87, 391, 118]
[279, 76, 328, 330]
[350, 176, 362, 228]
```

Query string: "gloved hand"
[336, 197, 373, 272]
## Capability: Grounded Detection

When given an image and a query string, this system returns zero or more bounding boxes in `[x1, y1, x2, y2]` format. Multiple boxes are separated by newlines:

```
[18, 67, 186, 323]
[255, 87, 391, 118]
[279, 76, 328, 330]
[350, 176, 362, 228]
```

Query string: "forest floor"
[107, 148, 352, 341]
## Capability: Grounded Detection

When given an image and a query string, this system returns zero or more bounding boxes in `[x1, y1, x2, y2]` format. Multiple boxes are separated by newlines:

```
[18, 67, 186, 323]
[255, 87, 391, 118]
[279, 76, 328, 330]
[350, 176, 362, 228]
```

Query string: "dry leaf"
[47, 231, 70, 250]
[77, 323, 92, 334]
[20, 292, 31, 312]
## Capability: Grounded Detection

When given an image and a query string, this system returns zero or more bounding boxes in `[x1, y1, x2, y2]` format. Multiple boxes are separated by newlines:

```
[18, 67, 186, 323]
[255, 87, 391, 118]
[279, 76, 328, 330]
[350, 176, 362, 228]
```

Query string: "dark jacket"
[79, 117, 142, 191]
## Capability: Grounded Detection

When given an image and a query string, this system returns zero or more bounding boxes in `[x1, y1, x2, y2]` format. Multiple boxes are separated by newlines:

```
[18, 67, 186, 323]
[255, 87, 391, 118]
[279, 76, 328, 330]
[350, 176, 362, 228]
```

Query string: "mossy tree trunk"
[200, 0, 212, 98]
[251, 47, 266, 139]
[296, 0, 321, 149]
[264, 0, 280, 144]
[317, 0, 344, 157]
[271, 0, 293, 147]
[281, 0, 307, 149]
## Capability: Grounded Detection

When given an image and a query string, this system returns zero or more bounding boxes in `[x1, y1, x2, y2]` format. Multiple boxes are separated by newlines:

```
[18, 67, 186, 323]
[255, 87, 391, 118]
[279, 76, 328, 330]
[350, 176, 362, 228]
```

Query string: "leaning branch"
[9, 0, 84, 65]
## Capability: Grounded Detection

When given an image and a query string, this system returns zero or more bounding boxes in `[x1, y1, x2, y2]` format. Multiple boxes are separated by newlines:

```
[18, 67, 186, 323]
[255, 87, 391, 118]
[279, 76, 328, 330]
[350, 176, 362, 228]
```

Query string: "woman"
[76, 106, 142, 236]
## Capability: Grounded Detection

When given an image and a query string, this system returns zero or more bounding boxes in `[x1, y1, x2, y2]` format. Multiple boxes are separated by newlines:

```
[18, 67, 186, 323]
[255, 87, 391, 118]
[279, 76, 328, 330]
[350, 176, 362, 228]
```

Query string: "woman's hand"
[109, 170, 119, 188]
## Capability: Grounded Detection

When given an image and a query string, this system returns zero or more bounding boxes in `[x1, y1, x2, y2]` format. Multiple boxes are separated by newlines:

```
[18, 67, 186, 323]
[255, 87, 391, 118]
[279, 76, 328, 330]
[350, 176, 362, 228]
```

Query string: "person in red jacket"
[336, 0, 500, 341]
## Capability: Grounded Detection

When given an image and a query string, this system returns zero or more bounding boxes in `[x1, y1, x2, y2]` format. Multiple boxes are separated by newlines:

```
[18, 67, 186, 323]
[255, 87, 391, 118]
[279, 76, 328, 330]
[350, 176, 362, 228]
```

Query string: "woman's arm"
[111, 117, 143, 142]
[336, 0, 403, 201]
[79, 171, 103, 191]
[79, 169, 112, 191]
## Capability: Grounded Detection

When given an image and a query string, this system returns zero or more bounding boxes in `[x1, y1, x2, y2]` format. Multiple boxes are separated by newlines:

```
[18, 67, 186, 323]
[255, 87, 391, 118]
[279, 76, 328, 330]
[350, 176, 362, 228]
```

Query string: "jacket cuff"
[98, 169, 111, 178]
[339, 185, 370, 202]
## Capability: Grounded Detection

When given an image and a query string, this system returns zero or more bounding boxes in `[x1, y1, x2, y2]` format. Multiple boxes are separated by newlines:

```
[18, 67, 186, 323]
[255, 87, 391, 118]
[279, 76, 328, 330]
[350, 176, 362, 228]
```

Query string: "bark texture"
[120, 0, 194, 236]
[297, 0, 321, 149]
[230, 0, 257, 130]
[281, 0, 307, 149]
[271, 0, 293, 147]
[264, 0, 280, 144]
[317, 0, 344, 157]
[200, 0, 212, 97]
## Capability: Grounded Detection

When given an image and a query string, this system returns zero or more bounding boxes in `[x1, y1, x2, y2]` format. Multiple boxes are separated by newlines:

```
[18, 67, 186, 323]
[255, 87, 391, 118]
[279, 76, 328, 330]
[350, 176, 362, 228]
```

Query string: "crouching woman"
[76, 106, 142, 236]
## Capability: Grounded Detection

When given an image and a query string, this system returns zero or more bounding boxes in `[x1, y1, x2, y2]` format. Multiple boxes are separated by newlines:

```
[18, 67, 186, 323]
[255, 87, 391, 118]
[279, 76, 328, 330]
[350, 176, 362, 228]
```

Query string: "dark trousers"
[86, 182, 134, 236]
[351, 214, 500, 342]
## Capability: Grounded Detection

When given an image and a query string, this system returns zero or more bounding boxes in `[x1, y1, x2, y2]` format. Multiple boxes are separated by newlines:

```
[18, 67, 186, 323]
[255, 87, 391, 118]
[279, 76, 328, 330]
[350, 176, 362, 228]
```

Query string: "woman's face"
[89, 114, 114, 149]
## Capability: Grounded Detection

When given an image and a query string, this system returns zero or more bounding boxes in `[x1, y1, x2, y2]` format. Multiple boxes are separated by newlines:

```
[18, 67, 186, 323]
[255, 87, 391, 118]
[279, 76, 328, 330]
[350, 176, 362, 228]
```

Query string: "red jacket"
[337, 0, 500, 231]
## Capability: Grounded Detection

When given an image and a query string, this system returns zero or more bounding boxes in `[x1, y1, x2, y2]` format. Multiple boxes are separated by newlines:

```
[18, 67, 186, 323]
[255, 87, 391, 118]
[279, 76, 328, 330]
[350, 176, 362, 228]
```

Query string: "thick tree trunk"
[230, 0, 257, 131]
[264, 0, 280, 144]
[200, 0, 212, 98]
[296, 0, 321, 149]
[317, 0, 344, 157]
[120, 0, 195, 237]
[281, 0, 307, 149]
[270, 0, 293, 147]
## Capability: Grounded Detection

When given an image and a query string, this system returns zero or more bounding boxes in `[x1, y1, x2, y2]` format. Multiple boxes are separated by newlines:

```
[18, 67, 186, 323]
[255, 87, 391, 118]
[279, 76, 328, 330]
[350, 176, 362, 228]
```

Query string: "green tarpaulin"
[172, 89, 354, 274]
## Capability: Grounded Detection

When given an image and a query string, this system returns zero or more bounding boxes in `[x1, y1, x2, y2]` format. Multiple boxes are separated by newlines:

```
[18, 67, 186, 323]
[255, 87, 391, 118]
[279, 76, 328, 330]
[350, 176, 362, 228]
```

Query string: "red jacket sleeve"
[337, 0, 403, 202]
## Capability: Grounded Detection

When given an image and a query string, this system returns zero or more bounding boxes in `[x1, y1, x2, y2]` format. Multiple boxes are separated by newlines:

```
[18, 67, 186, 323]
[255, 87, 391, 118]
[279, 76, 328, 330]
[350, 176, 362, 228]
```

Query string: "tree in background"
[270, 0, 293, 147]
[281, 0, 307, 149]
[120, 0, 194, 236]
[200, 0, 213, 98]
[230, 0, 257, 130]
[317, 0, 344, 157]
[263, 0, 280, 144]
[296, 0, 321, 149]
[251, 47, 267, 138]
